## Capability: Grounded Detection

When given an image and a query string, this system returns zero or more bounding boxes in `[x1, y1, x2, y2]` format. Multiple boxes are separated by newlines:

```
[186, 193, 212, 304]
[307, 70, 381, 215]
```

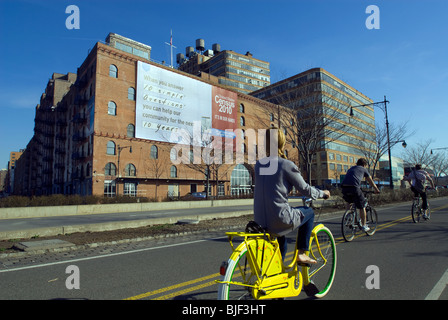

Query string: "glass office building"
[251, 68, 377, 186]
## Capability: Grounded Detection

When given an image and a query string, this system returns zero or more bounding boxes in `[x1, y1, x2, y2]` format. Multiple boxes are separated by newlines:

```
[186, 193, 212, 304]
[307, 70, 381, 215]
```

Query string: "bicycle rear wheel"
[217, 244, 256, 300]
[341, 209, 356, 242]
[306, 226, 337, 298]
[411, 201, 421, 223]
[365, 206, 378, 236]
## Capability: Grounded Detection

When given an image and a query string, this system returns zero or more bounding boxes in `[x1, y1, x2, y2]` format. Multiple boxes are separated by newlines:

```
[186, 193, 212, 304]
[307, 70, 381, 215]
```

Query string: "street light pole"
[383, 96, 394, 189]
[350, 95, 395, 189]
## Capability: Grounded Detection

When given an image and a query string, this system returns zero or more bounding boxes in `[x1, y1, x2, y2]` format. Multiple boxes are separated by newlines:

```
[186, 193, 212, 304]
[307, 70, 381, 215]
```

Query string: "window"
[240, 116, 245, 126]
[127, 124, 135, 138]
[230, 164, 252, 196]
[150, 145, 158, 159]
[106, 141, 116, 155]
[109, 64, 118, 78]
[124, 182, 137, 196]
[108, 101, 117, 115]
[170, 148, 177, 162]
[269, 113, 274, 121]
[105, 162, 116, 176]
[239, 103, 245, 113]
[104, 180, 116, 197]
[128, 87, 135, 101]
[124, 163, 136, 176]
[170, 165, 177, 178]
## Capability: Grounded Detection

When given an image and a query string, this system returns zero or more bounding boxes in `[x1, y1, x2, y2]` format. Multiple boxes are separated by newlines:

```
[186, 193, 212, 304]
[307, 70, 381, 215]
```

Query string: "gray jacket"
[253, 157, 324, 236]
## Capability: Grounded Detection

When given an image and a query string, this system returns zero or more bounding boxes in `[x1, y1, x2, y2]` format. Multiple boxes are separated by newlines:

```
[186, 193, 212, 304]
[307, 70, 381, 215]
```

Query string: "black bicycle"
[411, 192, 431, 223]
[341, 190, 378, 242]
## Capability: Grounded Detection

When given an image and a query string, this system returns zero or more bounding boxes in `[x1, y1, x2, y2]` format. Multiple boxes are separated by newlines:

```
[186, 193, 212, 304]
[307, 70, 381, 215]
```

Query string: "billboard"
[135, 61, 237, 144]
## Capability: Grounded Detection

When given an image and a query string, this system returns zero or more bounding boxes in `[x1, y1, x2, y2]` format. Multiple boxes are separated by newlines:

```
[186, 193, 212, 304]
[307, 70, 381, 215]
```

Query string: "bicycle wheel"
[306, 226, 337, 298]
[217, 243, 256, 300]
[341, 209, 356, 242]
[365, 206, 378, 236]
[411, 201, 421, 223]
[425, 203, 431, 220]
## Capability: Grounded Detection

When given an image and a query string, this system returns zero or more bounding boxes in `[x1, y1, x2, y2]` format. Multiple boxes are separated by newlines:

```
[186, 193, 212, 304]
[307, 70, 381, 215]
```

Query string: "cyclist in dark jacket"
[341, 158, 380, 232]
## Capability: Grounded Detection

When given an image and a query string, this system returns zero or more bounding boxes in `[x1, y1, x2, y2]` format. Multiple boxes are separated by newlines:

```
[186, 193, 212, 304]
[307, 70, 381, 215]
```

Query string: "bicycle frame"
[217, 224, 329, 300]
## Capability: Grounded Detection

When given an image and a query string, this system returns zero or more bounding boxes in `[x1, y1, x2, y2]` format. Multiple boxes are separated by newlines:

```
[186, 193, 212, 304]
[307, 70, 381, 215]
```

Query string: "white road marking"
[425, 268, 448, 300]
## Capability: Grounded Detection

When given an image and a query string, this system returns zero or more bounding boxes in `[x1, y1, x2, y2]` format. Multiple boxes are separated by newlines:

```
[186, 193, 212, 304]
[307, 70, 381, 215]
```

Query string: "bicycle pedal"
[303, 282, 320, 297]
[297, 262, 312, 268]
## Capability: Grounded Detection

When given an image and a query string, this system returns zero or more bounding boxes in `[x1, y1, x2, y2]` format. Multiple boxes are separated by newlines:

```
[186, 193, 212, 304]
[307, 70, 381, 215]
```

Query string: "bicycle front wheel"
[306, 225, 337, 298]
[365, 206, 378, 236]
[341, 209, 356, 242]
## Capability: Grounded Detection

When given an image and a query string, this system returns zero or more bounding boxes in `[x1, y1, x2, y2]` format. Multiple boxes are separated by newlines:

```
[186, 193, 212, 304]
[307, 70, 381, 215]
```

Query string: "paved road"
[1, 198, 447, 306]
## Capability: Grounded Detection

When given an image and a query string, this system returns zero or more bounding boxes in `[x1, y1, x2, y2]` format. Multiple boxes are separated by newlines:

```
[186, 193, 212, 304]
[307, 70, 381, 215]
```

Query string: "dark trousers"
[411, 186, 428, 210]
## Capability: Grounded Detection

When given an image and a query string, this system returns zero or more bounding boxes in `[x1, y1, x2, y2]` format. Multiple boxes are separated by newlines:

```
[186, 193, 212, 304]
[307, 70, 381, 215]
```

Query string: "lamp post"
[350, 96, 397, 189]
[117, 144, 132, 196]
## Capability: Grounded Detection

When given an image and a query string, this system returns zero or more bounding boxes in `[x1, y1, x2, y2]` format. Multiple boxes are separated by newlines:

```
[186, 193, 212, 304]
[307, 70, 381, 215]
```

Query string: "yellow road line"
[124, 203, 448, 300]
[124, 273, 220, 300]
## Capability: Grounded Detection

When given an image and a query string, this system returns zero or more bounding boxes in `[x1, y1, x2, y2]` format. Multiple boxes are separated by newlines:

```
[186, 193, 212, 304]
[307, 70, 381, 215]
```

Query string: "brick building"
[14, 33, 291, 199]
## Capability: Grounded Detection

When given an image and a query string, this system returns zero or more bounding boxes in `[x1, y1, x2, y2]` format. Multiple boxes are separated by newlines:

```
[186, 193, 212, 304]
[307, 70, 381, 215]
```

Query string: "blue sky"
[0, 0, 447, 169]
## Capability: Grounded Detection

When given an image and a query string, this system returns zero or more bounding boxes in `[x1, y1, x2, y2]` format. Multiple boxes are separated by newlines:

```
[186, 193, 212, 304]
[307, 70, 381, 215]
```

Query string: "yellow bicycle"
[217, 201, 336, 300]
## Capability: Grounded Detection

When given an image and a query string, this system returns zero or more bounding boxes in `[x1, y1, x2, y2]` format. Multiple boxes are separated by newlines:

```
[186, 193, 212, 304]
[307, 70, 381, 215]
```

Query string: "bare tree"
[430, 151, 448, 186]
[255, 81, 354, 184]
[401, 139, 435, 168]
[353, 121, 413, 178]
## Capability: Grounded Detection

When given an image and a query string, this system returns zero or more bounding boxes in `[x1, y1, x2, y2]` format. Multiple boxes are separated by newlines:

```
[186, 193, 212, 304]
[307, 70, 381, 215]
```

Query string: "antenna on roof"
[164, 29, 176, 68]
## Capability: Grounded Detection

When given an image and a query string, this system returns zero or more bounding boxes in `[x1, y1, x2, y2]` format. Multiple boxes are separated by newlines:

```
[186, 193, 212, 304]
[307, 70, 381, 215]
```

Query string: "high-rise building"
[177, 39, 270, 94]
[251, 68, 376, 186]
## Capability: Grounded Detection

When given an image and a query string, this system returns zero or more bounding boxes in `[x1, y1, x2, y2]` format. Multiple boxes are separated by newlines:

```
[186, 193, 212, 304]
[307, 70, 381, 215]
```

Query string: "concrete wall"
[0, 198, 255, 219]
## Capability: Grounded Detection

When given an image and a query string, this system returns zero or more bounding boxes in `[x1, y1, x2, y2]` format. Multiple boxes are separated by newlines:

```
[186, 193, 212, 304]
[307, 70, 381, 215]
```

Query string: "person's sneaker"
[361, 224, 370, 232]
[423, 210, 429, 219]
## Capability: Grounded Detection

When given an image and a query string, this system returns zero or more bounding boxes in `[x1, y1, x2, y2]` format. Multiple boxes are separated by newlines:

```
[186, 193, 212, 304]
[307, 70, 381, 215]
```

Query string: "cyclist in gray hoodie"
[254, 128, 330, 264]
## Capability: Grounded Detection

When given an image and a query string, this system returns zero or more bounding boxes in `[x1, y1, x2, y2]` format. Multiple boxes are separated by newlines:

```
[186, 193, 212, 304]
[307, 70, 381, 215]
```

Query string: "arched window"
[128, 87, 135, 100]
[150, 145, 158, 159]
[105, 162, 117, 176]
[240, 116, 245, 126]
[109, 64, 118, 78]
[106, 141, 116, 155]
[230, 164, 252, 196]
[108, 101, 117, 115]
[127, 124, 135, 138]
[170, 165, 177, 178]
[124, 163, 136, 176]
[239, 103, 245, 113]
